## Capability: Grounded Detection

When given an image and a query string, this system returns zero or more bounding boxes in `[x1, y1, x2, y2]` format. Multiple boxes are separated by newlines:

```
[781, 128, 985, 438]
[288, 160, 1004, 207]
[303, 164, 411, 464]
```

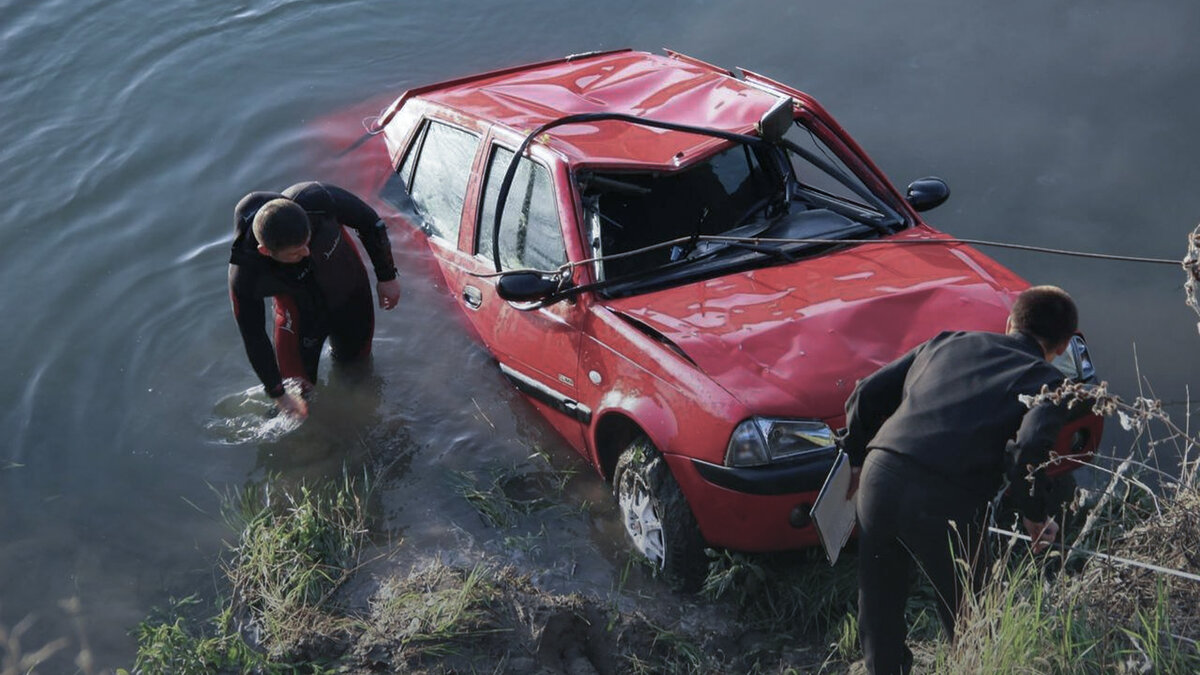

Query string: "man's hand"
[1022, 516, 1059, 554]
[377, 279, 401, 310]
[274, 391, 309, 419]
[846, 466, 861, 500]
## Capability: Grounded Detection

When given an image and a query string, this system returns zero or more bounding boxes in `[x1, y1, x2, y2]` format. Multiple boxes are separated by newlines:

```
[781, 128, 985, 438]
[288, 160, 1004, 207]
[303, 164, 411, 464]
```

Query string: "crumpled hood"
[607, 234, 1027, 420]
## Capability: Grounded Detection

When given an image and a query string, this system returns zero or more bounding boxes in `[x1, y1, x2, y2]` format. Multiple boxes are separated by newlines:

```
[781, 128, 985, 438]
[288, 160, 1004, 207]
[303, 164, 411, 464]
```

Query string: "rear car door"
[378, 116, 484, 288]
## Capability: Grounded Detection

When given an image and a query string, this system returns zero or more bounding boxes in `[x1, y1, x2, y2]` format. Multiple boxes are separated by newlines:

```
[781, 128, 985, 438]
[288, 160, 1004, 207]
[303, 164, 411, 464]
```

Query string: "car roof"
[407, 49, 787, 170]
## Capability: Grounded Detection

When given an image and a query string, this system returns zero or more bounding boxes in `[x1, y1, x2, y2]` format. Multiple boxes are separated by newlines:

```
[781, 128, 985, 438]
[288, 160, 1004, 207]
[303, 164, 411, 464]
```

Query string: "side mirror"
[756, 97, 794, 143]
[496, 272, 560, 303]
[905, 177, 950, 212]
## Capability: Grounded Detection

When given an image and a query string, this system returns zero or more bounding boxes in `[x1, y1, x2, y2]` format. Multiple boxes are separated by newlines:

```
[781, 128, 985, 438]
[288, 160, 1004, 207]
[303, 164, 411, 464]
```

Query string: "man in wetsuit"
[841, 286, 1077, 675]
[228, 181, 400, 417]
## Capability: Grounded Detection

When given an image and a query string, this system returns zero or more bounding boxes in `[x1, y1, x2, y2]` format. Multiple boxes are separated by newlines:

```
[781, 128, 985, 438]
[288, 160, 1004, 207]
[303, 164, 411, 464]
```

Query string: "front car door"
[456, 135, 587, 449]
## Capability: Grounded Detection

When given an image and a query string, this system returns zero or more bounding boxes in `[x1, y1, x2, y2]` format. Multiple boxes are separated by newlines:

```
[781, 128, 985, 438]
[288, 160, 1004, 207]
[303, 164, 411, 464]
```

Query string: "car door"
[454, 137, 587, 449]
[377, 116, 485, 286]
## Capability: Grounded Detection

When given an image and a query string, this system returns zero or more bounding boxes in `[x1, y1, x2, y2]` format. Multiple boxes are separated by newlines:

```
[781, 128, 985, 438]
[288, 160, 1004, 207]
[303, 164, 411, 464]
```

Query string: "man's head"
[1007, 285, 1078, 359]
[253, 198, 311, 263]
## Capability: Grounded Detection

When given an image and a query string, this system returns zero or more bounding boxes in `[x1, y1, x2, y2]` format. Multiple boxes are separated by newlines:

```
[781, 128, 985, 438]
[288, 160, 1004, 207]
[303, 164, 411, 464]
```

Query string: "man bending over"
[228, 181, 400, 417]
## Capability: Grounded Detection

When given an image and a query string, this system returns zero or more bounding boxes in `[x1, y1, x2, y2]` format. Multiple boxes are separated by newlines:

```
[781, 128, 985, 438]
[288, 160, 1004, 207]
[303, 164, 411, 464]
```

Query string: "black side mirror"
[905, 177, 950, 212]
[496, 272, 560, 303]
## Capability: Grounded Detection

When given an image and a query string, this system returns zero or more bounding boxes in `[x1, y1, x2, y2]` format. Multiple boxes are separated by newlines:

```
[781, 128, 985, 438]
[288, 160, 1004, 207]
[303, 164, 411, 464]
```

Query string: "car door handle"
[462, 285, 482, 309]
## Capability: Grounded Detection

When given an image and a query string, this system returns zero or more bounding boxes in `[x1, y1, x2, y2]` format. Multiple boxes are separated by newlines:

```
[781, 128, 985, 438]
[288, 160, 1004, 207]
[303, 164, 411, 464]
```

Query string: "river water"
[3, 0, 1199, 670]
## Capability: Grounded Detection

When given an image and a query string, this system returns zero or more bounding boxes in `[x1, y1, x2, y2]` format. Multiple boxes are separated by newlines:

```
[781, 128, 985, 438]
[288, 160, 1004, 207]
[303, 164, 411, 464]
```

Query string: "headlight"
[1052, 335, 1096, 382]
[725, 417, 836, 467]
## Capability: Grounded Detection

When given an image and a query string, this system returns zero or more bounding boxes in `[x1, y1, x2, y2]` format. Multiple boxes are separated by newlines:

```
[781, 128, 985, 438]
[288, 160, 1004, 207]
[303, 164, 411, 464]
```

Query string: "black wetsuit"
[841, 330, 1068, 675]
[228, 182, 396, 399]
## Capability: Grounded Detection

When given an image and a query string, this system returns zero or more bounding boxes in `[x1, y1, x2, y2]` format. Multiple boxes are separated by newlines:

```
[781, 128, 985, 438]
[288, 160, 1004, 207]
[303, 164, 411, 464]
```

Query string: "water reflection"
[4, 0, 1200, 669]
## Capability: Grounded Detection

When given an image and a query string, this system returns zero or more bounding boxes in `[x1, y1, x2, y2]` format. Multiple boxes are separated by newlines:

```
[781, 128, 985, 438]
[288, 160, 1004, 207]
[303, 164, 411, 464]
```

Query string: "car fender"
[581, 305, 747, 481]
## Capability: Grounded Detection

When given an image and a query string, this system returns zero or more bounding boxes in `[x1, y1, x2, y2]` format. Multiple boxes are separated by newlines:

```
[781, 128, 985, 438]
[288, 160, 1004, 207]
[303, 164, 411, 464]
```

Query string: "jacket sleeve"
[324, 184, 398, 282]
[1006, 399, 1070, 521]
[841, 343, 921, 467]
[229, 264, 285, 398]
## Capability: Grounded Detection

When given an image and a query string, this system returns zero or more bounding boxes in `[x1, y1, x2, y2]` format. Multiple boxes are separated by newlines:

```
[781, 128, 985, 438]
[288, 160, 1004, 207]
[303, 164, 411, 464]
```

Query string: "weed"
[450, 461, 576, 532]
[623, 620, 711, 674]
[702, 548, 858, 636]
[369, 562, 508, 662]
[131, 472, 371, 671]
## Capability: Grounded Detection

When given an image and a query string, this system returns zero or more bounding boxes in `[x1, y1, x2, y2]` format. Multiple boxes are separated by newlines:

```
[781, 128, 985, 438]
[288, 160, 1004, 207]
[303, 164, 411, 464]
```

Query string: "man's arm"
[292, 182, 401, 309]
[229, 265, 284, 398]
[1007, 399, 1071, 523]
[841, 344, 921, 467]
[320, 183, 398, 282]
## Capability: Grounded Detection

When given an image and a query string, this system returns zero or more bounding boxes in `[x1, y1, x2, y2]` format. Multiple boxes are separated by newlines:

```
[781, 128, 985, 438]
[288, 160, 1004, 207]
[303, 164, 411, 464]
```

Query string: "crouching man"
[228, 182, 400, 417]
[842, 286, 1078, 674]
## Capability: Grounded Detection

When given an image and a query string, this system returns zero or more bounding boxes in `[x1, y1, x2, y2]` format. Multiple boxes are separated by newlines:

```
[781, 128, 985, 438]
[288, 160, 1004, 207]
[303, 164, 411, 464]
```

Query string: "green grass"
[221, 472, 369, 658]
[449, 451, 581, 533]
[368, 563, 509, 662]
[128, 597, 297, 675]
[702, 548, 861, 639]
[130, 471, 371, 673]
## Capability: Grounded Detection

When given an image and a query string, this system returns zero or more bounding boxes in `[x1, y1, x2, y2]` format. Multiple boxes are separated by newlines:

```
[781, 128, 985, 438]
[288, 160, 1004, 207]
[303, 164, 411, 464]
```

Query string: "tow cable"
[469, 230, 1194, 313]
[987, 526, 1200, 584]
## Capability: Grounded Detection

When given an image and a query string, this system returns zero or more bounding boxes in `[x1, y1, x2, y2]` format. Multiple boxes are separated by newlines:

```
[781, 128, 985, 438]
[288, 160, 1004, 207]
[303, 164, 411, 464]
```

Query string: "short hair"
[252, 199, 310, 251]
[1009, 285, 1078, 349]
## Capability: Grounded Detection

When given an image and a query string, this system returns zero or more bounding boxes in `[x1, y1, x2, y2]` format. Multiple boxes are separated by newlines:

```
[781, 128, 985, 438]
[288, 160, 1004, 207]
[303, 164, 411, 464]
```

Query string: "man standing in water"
[841, 286, 1077, 674]
[229, 181, 400, 418]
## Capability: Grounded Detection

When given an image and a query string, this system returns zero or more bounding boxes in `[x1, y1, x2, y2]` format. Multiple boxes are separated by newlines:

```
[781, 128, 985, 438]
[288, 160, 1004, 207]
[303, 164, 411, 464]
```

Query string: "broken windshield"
[582, 124, 901, 296]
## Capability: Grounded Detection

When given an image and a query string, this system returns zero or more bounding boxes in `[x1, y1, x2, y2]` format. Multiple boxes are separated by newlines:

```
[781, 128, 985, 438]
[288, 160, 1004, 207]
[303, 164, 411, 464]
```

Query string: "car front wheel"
[613, 436, 707, 591]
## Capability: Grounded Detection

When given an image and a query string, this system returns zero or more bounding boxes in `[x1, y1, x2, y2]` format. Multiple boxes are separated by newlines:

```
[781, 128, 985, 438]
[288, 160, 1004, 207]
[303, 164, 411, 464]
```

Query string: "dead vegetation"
[1078, 486, 1200, 642]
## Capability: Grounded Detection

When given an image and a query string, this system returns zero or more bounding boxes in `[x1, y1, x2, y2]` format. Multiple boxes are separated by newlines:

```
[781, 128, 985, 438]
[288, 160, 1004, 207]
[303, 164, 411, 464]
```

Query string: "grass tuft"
[131, 471, 371, 672]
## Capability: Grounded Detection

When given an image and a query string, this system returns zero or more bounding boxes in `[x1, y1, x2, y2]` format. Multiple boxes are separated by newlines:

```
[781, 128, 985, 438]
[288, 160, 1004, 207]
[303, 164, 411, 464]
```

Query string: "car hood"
[606, 232, 1027, 420]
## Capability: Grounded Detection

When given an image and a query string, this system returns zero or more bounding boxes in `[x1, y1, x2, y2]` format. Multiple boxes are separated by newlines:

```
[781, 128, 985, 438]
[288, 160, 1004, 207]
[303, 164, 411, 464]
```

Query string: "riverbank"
[12, 379, 1196, 674]
[121, 391, 1199, 675]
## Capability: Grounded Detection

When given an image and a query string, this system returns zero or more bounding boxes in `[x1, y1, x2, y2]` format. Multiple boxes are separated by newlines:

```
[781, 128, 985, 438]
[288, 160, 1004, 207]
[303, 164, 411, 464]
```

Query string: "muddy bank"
[310, 557, 835, 674]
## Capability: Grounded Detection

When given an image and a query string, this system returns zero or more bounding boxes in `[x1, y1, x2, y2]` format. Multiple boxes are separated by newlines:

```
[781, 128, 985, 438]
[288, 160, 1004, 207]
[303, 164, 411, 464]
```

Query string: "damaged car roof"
[401, 49, 785, 169]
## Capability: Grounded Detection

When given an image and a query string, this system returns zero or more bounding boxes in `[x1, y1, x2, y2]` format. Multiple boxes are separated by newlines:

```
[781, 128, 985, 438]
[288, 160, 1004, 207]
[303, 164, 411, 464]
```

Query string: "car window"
[477, 147, 566, 271]
[784, 123, 878, 216]
[381, 120, 479, 241]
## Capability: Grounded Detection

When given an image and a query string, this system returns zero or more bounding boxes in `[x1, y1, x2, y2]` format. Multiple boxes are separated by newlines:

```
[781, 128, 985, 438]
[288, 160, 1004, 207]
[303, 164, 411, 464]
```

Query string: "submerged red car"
[327, 49, 1101, 587]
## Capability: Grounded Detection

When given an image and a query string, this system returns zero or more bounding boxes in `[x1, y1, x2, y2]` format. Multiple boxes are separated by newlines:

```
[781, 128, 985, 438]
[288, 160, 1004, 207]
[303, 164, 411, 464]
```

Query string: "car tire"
[613, 436, 708, 591]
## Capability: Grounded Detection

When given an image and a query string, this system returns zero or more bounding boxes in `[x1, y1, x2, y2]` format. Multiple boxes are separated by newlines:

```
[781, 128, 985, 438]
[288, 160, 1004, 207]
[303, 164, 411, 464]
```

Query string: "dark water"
[3, 0, 1199, 669]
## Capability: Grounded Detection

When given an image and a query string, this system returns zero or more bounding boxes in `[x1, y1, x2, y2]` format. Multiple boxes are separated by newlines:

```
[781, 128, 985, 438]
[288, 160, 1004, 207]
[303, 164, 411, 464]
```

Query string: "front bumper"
[663, 448, 838, 552]
[666, 405, 1102, 553]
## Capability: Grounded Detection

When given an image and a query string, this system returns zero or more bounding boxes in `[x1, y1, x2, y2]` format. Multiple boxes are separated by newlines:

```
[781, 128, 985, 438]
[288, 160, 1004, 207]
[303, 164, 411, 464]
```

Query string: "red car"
[326, 49, 1101, 588]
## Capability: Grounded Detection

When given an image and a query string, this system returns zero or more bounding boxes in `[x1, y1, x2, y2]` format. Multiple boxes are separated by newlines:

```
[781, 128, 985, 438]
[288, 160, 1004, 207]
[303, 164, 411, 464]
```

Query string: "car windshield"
[581, 122, 903, 296]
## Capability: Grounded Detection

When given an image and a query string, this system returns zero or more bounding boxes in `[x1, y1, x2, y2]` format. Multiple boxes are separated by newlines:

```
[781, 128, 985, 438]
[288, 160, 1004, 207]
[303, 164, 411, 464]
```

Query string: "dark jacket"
[228, 182, 396, 397]
[841, 330, 1068, 521]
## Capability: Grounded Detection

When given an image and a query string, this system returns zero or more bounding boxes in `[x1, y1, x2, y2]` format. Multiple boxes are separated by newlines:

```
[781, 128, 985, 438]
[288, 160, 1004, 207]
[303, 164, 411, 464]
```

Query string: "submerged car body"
[326, 49, 1102, 587]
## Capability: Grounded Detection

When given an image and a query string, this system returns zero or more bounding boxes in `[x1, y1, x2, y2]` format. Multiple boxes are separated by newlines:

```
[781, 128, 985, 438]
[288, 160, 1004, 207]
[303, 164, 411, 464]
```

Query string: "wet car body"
[327, 49, 1102, 587]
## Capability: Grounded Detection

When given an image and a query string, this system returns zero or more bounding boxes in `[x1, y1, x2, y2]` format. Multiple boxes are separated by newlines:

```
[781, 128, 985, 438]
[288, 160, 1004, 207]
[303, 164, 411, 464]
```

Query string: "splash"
[205, 380, 307, 444]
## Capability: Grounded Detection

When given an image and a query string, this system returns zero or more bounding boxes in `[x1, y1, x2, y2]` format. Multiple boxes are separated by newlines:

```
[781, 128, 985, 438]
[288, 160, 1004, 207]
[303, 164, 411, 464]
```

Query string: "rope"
[467, 231, 1183, 281]
[987, 526, 1200, 584]
[706, 233, 1180, 265]
[920, 236, 1177, 266]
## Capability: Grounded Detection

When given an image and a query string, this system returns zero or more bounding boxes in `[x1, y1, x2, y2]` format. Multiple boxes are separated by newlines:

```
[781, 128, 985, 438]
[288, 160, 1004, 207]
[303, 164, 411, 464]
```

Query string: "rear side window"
[382, 120, 479, 241]
[477, 147, 566, 270]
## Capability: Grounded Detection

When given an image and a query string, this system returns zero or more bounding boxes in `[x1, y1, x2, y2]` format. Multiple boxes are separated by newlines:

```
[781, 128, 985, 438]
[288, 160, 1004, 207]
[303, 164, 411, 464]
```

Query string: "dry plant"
[988, 373, 1200, 671]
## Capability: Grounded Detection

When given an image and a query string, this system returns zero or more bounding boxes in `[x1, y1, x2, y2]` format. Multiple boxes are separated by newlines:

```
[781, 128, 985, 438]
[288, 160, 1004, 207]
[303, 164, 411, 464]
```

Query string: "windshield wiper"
[682, 238, 795, 264]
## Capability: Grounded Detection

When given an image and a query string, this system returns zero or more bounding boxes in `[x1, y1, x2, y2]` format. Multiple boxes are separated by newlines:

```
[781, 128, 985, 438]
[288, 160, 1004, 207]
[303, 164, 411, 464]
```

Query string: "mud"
[272, 556, 835, 674]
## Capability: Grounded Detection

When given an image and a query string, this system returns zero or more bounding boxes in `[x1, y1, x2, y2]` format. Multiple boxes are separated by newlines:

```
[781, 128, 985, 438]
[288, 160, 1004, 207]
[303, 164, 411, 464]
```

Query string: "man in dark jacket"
[841, 285, 1078, 674]
[228, 181, 400, 418]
